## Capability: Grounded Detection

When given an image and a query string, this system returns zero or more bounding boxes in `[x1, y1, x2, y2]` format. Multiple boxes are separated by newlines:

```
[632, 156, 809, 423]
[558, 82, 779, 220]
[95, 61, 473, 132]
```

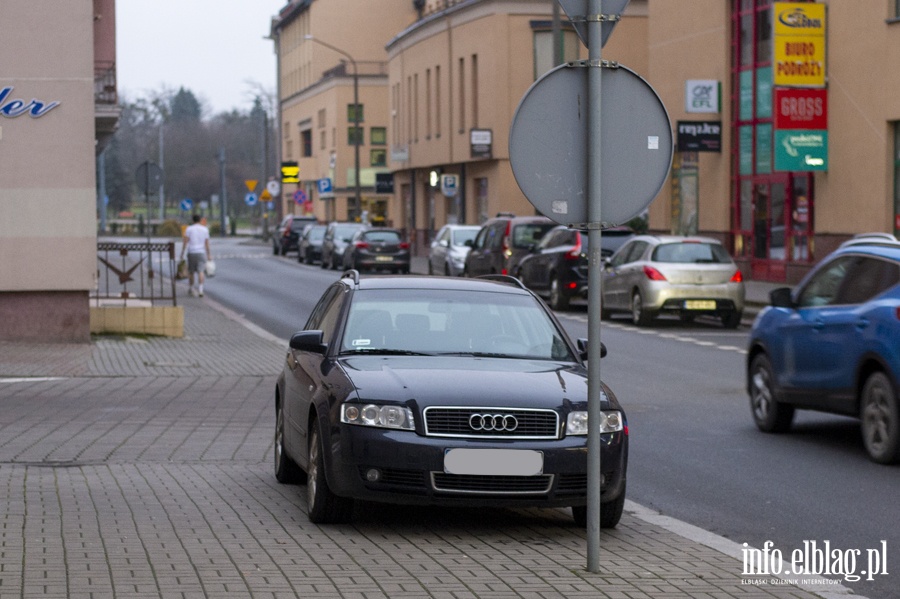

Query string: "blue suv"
[747, 233, 900, 464]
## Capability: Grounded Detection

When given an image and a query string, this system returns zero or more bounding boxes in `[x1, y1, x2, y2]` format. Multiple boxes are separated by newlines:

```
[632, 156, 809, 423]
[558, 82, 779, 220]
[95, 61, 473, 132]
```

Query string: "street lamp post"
[304, 34, 361, 220]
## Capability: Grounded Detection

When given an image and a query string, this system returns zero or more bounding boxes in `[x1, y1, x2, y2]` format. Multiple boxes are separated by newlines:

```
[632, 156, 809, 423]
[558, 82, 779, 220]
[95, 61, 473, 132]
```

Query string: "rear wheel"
[721, 310, 742, 329]
[749, 353, 794, 433]
[274, 399, 305, 484]
[549, 276, 570, 311]
[307, 421, 353, 523]
[860, 371, 900, 464]
[631, 290, 653, 326]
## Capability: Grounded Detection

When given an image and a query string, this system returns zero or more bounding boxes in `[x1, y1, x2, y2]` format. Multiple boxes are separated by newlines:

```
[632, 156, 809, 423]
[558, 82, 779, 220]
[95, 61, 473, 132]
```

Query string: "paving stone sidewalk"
[0, 293, 858, 599]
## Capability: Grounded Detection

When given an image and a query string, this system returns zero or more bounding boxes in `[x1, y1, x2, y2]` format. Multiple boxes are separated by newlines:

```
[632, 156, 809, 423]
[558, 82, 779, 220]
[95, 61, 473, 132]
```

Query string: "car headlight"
[341, 403, 415, 430]
[566, 410, 624, 435]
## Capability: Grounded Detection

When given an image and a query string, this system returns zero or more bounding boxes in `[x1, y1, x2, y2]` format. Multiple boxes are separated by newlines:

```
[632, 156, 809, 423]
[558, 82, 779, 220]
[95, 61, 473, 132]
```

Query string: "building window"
[471, 54, 479, 128]
[435, 65, 442, 138]
[458, 57, 465, 133]
[347, 127, 363, 146]
[425, 68, 432, 139]
[532, 27, 579, 80]
[371, 127, 387, 145]
[317, 108, 326, 129]
[347, 104, 363, 124]
[320, 130, 326, 150]
[301, 129, 312, 157]
[414, 72, 419, 142]
[370, 148, 387, 167]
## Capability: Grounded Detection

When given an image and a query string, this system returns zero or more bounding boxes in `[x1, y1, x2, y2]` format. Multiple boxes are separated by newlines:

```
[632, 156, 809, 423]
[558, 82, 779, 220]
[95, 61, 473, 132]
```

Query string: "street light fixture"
[304, 34, 361, 220]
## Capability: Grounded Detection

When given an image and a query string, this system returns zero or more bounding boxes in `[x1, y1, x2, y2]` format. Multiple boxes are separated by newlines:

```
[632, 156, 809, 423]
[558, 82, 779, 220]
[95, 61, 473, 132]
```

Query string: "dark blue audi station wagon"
[275, 272, 628, 526]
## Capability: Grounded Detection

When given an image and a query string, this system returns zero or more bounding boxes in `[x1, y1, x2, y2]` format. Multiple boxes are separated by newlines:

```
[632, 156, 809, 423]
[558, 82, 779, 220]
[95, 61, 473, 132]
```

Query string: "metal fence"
[93, 242, 178, 307]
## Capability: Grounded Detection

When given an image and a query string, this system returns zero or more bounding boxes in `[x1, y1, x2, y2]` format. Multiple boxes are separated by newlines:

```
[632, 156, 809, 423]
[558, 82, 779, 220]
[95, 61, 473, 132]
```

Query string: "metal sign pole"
[586, 0, 603, 573]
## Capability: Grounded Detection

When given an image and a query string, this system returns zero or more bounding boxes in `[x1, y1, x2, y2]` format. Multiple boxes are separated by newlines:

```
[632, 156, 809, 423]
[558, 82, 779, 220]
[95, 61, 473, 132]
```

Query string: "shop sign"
[685, 80, 719, 114]
[375, 172, 394, 194]
[756, 123, 773, 174]
[739, 126, 754, 175]
[775, 130, 828, 171]
[676, 121, 721, 152]
[774, 88, 827, 129]
[773, 2, 826, 88]
[470, 128, 492, 159]
[0, 86, 60, 118]
[756, 67, 773, 119]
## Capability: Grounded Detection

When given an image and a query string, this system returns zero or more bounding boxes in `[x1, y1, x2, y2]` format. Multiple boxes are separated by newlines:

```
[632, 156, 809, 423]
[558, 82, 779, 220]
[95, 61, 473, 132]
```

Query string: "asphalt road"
[208, 237, 898, 599]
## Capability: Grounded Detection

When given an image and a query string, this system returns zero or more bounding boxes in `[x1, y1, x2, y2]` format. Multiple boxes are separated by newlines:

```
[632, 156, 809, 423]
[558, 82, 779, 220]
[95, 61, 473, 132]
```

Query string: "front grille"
[424, 407, 559, 439]
[556, 473, 587, 494]
[431, 473, 554, 495]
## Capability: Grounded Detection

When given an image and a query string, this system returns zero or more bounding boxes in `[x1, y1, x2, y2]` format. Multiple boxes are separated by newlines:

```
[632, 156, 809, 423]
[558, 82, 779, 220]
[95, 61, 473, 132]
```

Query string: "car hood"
[338, 355, 615, 410]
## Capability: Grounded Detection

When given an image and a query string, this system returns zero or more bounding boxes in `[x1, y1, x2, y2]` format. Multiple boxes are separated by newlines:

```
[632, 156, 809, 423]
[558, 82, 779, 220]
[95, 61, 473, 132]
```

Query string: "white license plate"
[444, 448, 543, 476]
[684, 300, 716, 310]
[375, 255, 393, 262]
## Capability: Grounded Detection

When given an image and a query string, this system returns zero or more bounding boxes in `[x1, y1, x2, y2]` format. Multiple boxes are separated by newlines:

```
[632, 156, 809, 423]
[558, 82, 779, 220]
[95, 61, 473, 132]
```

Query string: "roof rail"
[477, 274, 528, 290]
[839, 232, 900, 249]
[341, 269, 360, 285]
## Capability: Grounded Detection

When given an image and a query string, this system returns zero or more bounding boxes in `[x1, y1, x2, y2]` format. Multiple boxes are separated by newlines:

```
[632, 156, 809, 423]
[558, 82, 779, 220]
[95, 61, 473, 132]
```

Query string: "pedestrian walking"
[180, 214, 211, 297]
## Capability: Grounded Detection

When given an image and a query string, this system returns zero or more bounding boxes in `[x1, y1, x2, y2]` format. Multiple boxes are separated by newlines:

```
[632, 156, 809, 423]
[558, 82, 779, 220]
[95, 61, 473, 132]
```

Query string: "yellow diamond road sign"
[245, 179, 258, 192]
[260, 189, 272, 201]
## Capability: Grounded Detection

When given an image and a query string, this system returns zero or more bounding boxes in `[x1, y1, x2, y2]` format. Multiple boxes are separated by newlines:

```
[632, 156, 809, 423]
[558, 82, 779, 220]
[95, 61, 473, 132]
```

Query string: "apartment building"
[0, 0, 119, 342]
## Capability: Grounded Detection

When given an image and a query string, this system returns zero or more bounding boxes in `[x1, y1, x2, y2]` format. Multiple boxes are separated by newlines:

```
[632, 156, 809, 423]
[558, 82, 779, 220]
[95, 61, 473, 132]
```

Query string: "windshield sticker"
[352, 339, 372, 347]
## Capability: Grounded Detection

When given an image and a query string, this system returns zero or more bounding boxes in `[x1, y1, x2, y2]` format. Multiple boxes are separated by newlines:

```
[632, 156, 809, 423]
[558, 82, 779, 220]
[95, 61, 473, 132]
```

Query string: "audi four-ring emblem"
[469, 413, 519, 432]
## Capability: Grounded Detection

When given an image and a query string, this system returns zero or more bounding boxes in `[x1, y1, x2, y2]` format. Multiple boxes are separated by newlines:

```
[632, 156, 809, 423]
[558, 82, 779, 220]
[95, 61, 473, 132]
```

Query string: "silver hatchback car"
[600, 235, 745, 328]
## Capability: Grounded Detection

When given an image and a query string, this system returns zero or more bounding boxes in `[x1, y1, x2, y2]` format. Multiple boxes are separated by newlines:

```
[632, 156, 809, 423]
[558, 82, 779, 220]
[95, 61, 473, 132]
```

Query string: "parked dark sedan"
[515, 225, 588, 311]
[321, 221, 368, 270]
[274, 274, 628, 526]
[274, 215, 318, 256]
[298, 223, 328, 264]
[341, 228, 410, 273]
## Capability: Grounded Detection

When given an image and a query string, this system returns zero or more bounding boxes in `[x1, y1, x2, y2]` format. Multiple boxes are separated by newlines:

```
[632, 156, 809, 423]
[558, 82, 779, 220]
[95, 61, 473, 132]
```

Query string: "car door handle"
[813, 318, 824, 331]
[856, 317, 870, 330]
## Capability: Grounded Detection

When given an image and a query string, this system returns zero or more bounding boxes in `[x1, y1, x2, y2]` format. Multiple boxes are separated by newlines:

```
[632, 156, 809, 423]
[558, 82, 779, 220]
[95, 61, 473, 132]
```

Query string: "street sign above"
[557, 0, 629, 49]
[245, 193, 258, 207]
[509, 63, 673, 226]
[245, 179, 258, 192]
[180, 198, 193, 212]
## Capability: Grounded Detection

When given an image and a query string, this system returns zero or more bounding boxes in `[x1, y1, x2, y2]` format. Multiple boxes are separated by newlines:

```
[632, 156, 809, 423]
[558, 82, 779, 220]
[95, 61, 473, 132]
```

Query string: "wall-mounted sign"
[774, 88, 827, 129]
[773, 2, 827, 88]
[281, 161, 299, 184]
[470, 128, 492, 159]
[440, 174, 459, 197]
[0, 86, 60, 118]
[375, 172, 394, 194]
[676, 121, 721, 152]
[685, 80, 720, 114]
[775, 130, 828, 172]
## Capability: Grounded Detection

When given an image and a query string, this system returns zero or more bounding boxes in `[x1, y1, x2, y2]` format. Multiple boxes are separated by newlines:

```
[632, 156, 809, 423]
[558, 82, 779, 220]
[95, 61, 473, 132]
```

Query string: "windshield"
[340, 288, 575, 361]
[652, 242, 732, 264]
[511, 223, 555, 248]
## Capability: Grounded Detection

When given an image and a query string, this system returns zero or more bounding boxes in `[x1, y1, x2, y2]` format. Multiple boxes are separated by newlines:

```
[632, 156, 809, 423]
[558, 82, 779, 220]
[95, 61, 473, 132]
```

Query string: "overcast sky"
[116, 1, 287, 114]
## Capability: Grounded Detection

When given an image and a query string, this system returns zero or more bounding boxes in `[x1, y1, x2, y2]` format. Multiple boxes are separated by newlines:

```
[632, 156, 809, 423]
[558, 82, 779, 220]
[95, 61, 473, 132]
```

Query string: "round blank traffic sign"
[509, 63, 673, 226]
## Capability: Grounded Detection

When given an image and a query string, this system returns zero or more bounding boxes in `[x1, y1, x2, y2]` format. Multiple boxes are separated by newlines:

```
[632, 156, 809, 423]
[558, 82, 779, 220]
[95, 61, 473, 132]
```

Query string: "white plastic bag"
[205, 260, 216, 277]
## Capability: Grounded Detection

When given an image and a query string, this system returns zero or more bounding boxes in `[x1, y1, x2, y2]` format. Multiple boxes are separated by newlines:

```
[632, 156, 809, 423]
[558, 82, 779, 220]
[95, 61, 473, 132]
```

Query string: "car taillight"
[565, 234, 583, 261]
[502, 222, 512, 258]
[354, 242, 369, 249]
[643, 265, 667, 281]
[730, 270, 743, 283]
[399, 242, 409, 249]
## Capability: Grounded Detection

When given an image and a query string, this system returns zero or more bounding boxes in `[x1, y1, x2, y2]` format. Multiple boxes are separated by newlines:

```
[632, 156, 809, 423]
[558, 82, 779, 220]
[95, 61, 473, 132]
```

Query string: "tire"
[272, 243, 279, 256]
[571, 484, 626, 529]
[748, 353, 794, 433]
[298, 250, 305, 264]
[860, 371, 900, 464]
[631, 290, 653, 327]
[280, 246, 287, 256]
[274, 399, 305, 484]
[427, 261, 434, 275]
[549, 276, 570, 311]
[306, 420, 353, 523]
[444, 263, 451, 277]
[320, 252, 329, 269]
[721, 310, 742, 329]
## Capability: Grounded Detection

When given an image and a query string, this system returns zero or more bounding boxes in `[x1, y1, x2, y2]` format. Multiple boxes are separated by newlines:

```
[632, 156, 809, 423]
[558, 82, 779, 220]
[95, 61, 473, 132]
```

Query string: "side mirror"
[289, 330, 328, 354]
[769, 287, 794, 308]
[576, 338, 607, 361]
[464, 239, 474, 247]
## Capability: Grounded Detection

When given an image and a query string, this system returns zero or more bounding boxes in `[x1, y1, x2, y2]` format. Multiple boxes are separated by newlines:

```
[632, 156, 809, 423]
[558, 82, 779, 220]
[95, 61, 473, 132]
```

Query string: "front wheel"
[749, 353, 794, 433]
[307, 420, 353, 523]
[860, 371, 900, 464]
[571, 485, 626, 529]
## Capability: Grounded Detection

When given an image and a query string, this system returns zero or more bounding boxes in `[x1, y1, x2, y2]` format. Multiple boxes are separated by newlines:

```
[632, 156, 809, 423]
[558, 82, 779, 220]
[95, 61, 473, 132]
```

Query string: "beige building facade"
[275, 0, 900, 283]
[0, 0, 116, 342]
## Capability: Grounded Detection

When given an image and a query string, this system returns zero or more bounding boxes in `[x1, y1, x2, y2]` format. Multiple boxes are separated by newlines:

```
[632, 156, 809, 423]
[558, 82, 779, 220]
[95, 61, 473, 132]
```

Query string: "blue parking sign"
[317, 178, 333, 194]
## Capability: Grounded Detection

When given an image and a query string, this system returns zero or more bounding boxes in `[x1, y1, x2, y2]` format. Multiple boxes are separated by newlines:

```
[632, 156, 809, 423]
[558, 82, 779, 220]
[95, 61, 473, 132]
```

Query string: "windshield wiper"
[436, 351, 516, 358]
[340, 348, 434, 356]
